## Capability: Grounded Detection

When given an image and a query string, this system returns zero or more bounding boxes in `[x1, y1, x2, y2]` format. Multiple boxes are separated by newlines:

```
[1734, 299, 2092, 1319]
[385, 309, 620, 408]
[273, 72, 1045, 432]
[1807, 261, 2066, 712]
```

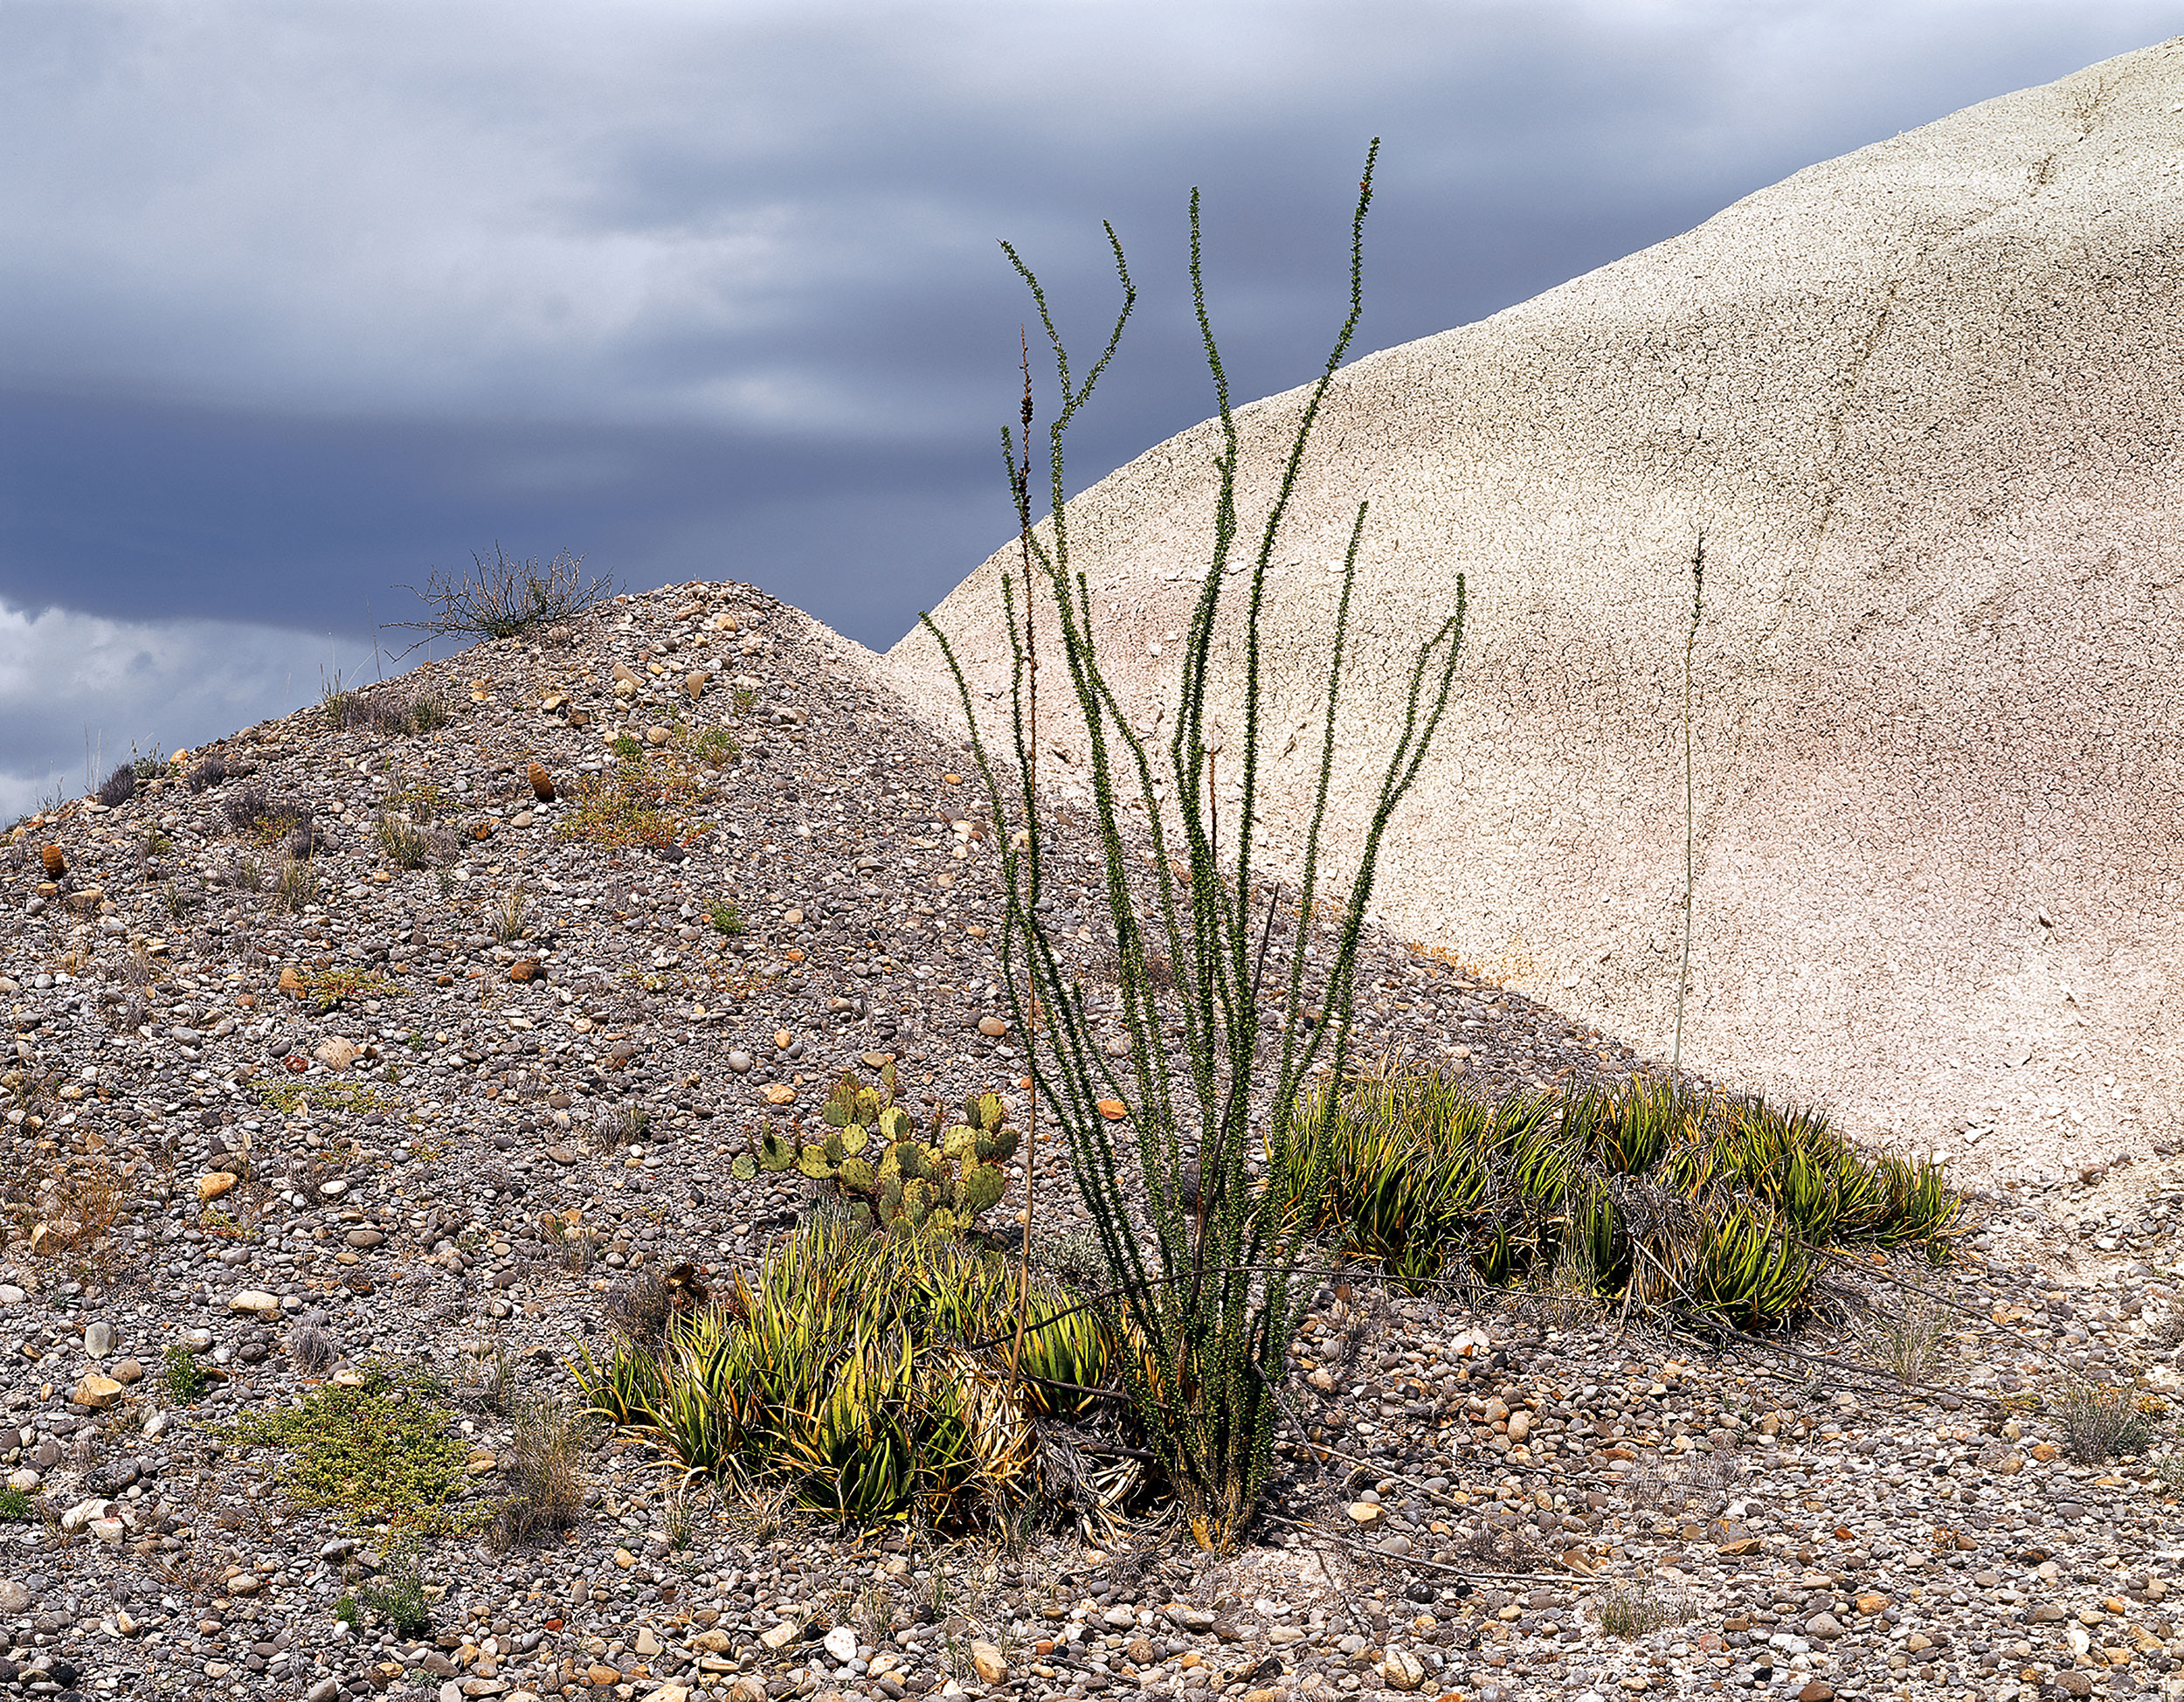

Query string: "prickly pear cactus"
[741, 1066, 1020, 1237]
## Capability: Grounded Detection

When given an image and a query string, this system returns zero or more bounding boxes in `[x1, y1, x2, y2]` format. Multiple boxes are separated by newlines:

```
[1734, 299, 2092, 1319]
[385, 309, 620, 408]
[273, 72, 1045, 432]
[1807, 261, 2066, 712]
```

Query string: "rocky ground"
[4, 581, 2184, 1702]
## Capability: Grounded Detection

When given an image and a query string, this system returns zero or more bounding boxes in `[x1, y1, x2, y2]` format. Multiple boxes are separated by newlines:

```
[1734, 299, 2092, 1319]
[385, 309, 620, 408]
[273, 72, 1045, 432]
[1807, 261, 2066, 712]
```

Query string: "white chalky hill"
[886, 38, 2184, 1185]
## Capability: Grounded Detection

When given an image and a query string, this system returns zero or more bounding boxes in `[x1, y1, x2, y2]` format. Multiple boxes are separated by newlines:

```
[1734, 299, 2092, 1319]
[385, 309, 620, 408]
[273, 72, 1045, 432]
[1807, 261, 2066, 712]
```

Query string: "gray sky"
[2, 0, 2175, 815]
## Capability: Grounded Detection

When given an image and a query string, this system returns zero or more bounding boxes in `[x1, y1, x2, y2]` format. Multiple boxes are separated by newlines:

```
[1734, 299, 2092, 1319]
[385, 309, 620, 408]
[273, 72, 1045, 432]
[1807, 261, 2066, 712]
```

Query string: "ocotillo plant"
[922, 141, 1468, 1550]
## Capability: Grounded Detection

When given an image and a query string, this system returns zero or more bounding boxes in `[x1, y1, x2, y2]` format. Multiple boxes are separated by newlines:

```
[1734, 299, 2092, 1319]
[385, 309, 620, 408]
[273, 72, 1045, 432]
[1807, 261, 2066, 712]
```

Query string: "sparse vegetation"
[706, 896, 748, 936]
[1863, 1290, 1957, 1384]
[286, 965, 391, 1013]
[2, 1151, 126, 1262]
[0, 1484, 31, 1522]
[376, 812, 437, 869]
[395, 544, 612, 644]
[287, 1314, 336, 1377]
[252, 1076, 390, 1117]
[273, 855, 315, 913]
[490, 882, 530, 944]
[557, 737, 710, 854]
[95, 762, 135, 807]
[321, 674, 369, 731]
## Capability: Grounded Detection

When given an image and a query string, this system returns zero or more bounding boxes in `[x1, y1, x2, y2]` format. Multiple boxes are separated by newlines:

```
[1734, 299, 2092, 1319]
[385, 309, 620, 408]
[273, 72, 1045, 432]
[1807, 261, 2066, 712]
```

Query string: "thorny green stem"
[921, 140, 1470, 1549]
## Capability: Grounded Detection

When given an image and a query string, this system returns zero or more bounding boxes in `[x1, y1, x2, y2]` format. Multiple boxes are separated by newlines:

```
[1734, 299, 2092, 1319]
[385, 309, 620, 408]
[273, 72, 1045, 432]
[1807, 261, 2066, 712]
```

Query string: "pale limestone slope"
[883, 39, 2184, 1183]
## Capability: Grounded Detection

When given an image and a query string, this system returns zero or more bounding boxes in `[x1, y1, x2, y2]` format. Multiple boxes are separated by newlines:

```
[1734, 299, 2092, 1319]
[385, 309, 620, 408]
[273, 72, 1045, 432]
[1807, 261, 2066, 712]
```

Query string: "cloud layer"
[0, 598, 338, 820]
[1, 0, 2176, 796]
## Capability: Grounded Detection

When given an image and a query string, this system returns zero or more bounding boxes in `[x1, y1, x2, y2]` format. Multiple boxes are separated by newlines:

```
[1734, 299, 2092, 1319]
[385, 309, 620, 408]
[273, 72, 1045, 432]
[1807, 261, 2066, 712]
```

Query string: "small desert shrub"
[1595, 1577, 1698, 1636]
[397, 544, 612, 642]
[360, 1539, 432, 1638]
[357, 689, 453, 737]
[365, 694, 412, 736]
[273, 856, 314, 914]
[163, 1343, 208, 1404]
[1028, 1226, 1106, 1291]
[376, 813, 435, 869]
[557, 743, 709, 854]
[2052, 1376, 2166, 1463]
[603, 1269, 670, 1343]
[96, 764, 135, 807]
[3, 1155, 126, 1261]
[706, 897, 747, 936]
[0, 1484, 31, 1522]
[488, 1394, 591, 1550]
[287, 1313, 336, 1377]
[187, 754, 228, 792]
[224, 785, 274, 832]
[321, 675, 370, 730]
[490, 883, 530, 944]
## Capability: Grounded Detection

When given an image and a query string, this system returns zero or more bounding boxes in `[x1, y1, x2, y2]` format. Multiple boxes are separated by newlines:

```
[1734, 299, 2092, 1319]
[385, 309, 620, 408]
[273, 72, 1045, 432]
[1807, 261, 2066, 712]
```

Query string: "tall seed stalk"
[1673, 532, 1705, 1070]
[922, 141, 1469, 1549]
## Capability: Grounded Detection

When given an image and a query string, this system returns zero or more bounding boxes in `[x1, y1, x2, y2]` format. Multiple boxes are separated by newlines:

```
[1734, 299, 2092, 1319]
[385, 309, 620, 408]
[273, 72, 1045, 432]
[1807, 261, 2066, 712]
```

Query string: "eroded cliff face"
[886, 38, 2184, 1184]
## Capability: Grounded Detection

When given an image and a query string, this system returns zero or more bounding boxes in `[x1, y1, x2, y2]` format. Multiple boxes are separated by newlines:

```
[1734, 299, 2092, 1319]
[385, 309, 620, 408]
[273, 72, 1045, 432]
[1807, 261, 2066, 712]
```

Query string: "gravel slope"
[2, 584, 2181, 1702]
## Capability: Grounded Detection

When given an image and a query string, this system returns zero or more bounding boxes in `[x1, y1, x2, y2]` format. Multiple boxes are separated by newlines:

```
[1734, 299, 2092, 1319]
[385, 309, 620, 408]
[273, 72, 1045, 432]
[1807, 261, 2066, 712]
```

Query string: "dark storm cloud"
[0, 0, 2176, 813]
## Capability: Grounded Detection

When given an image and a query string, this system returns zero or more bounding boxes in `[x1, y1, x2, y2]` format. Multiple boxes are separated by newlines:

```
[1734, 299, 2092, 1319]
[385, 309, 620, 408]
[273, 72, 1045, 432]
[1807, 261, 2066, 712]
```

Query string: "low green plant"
[252, 1077, 390, 1117]
[286, 965, 392, 1014]
[706, 897, 748, 936]
[229, 1361, 477, 1533]
[570, 1218, 1113, 1529]
[1264, 1072, 1960, 1329]
[162, 1342, 208, 1404]
[332, 1594, 360, 1629]
[558, 742, 708, 853]
[695, 726, 741, 766]
[360, 1539, 432, 1638]
[0, 1484, 31, 1521]
[753, 1066, 1018, 1238]
[388, 779, 448, 822]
